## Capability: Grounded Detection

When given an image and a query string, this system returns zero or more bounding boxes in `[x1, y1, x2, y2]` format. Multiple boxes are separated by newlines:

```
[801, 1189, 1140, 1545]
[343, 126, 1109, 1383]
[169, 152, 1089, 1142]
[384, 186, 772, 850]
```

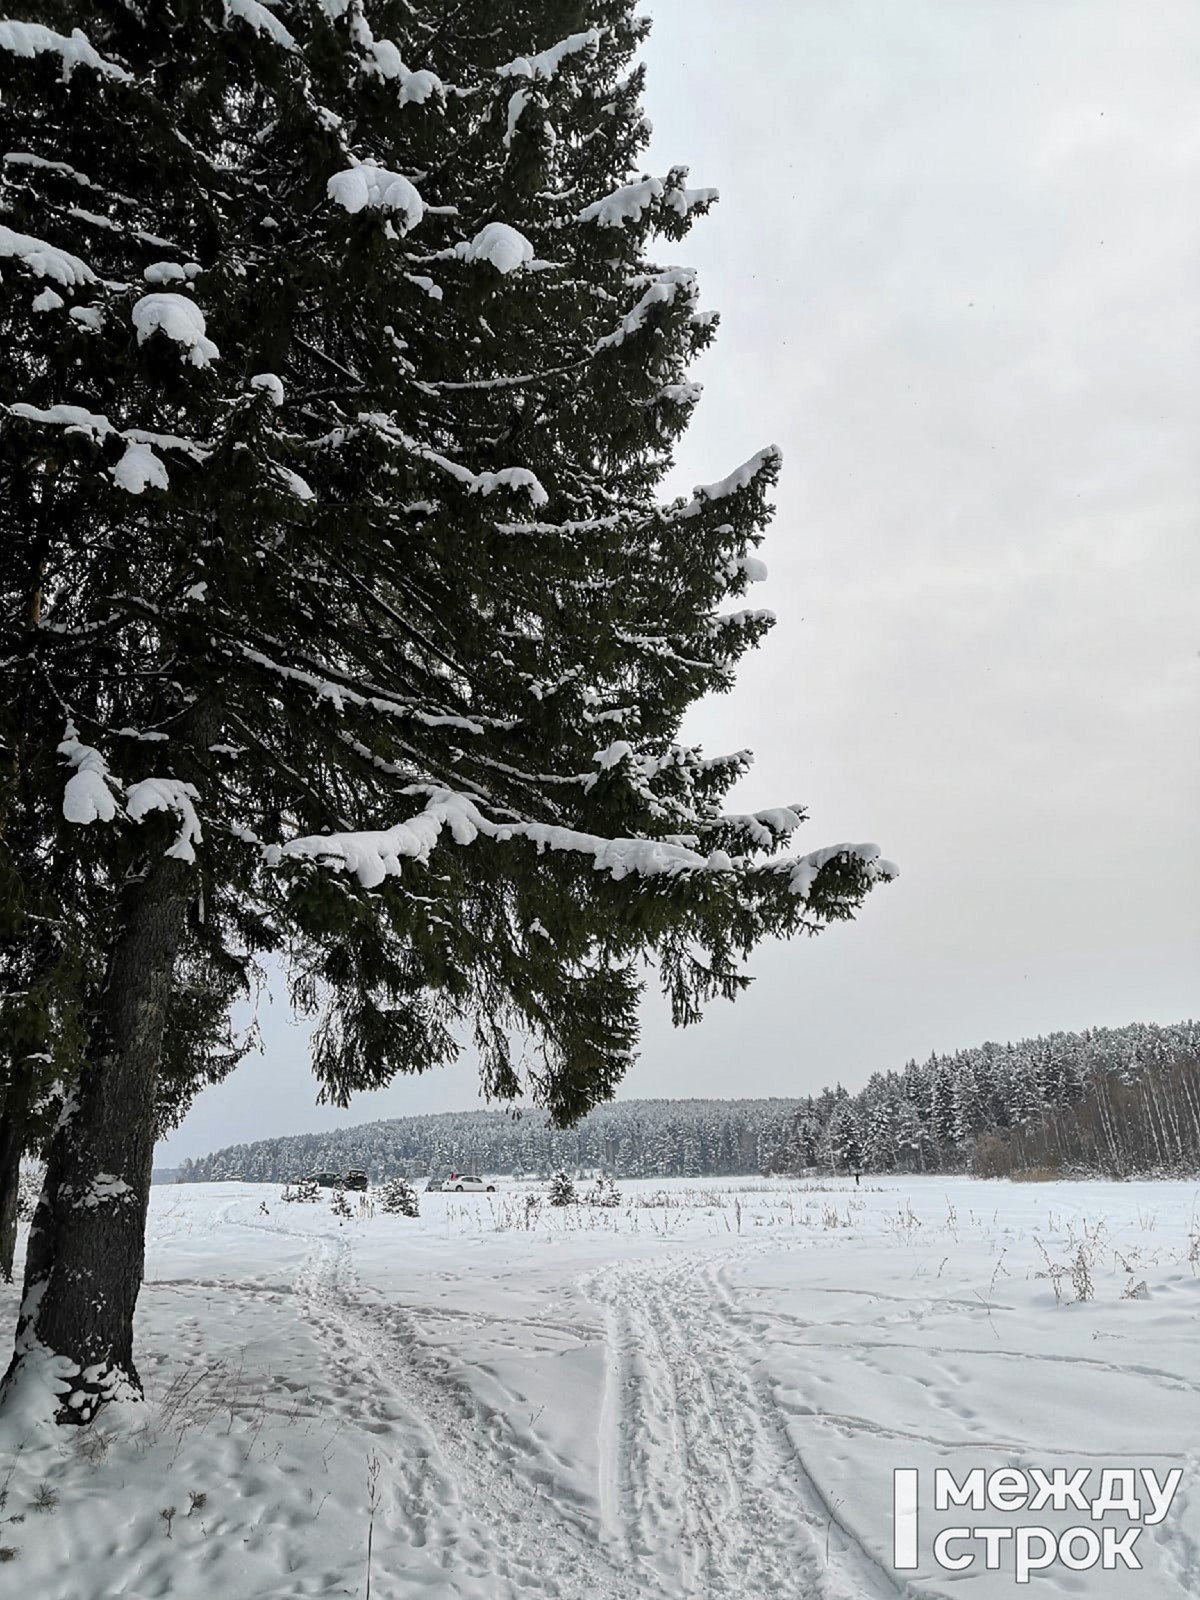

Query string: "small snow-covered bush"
[282, 1179, 320, 1204]
[548, 1171, 577, 1207]
[377, 1177, 419, 1218]
[330, 1189, 353, 1221]
[585, 1175, 620, 1208]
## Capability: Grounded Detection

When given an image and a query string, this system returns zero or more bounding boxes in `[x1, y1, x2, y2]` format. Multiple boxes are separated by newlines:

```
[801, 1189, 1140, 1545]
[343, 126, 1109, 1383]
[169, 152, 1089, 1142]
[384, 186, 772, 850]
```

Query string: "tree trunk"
[1, 852, 192, 1424]
[0, 1069, 32, 1283]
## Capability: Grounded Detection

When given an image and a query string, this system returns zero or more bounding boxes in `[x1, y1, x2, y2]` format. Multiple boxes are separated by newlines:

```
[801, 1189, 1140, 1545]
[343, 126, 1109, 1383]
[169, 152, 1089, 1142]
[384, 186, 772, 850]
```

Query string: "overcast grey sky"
[159, 1, 1199, 1163]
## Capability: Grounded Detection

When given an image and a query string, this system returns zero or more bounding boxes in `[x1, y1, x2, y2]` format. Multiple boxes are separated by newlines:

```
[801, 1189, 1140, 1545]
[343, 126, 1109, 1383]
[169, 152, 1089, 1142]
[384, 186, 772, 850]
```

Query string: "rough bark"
[1, 852, 192, 1423]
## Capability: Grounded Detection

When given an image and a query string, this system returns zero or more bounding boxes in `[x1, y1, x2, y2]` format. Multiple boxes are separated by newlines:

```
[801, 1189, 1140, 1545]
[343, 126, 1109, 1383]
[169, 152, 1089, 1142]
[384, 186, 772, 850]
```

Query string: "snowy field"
[1, 1175, 1198, 1599]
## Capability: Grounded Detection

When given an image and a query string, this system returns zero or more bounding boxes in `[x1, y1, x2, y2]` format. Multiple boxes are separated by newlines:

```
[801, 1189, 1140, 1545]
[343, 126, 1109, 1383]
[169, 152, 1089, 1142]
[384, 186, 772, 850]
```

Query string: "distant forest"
[175, 1098, 800, 1184]
[177, 1019, 1198, 1184]
[777, 1019, 1199, 1179]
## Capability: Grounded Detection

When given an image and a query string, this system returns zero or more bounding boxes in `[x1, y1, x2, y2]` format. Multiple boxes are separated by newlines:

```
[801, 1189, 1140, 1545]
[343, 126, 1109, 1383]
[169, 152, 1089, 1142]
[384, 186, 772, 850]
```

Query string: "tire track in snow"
[217, 1207, 931, 1598]
[705, 1253, 939, 1600]
[596, 1284, 703, 1593]
[587, 1247, 937, 1600]
[241, 1214, 655, 1600]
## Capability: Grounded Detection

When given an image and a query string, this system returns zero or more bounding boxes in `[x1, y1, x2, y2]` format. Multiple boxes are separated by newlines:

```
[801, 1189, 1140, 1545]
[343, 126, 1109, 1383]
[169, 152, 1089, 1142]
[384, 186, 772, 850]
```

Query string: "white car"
[448, 1174, 496, 1192]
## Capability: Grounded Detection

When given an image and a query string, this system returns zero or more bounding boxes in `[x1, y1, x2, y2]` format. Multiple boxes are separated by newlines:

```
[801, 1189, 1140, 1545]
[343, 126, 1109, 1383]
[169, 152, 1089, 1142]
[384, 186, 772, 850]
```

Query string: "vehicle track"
[220, 1207, 936, 1598]
[586, 1247, 936, 1600]
[232, 1211, 660, 1600]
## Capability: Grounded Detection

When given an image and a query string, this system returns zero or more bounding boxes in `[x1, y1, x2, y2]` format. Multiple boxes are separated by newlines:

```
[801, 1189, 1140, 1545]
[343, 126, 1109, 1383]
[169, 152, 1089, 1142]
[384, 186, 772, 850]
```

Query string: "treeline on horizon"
[177, 1019, 1199, 1185]
[175, 1097, 801, 1184]
[779, 1019, 1200, 1179]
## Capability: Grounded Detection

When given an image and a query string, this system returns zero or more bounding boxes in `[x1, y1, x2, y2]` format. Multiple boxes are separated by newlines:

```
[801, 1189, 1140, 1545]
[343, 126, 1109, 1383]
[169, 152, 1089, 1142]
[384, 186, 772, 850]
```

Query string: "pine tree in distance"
[377, 1176, 419, 1218]
[0, 0, 895, 1421]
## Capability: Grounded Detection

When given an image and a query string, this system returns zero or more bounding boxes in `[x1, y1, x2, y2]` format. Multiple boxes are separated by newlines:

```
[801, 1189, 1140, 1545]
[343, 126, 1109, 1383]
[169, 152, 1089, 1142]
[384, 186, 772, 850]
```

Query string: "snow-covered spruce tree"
[377, 1176, 418, 1217]
[0, 1, 894, 1422]
[548, 1170, 577, 1207]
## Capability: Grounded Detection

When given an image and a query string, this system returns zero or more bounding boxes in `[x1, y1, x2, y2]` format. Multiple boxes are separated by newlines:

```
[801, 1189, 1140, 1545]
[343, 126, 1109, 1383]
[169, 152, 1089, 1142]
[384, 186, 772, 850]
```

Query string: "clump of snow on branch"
[111, 440, 169, 494]
[378, 51, 441, 104]
[125, 778, 203, 862]
[58, 726, 121, 824]
[597, 266, 698, 351]
[277, 791, 826, 892]
[222, 0, 295, 50]
[143, 260, 199, 285]
[273, 464, 315, 500]
[708, 607, 776, 636]
[9, 402, 111, 440]
[360, 415, 548, 505]
[345, 4, 440, 101]
[471, 467, 546, 503]
[495, 28, 602, 82]
[327, 164, 424, 231]
[578, 176, 663, 229]
[784, 844, 898, 901]
[677, 446, 782, 518]
[250, 372, 285, 406]
[69, 304, 104, 333]
[659, 381, 703, 406]
[0, 223, 95, 287]
[457, 221, 535, 275]
[132, 293, 219, 367]
[503, 88, 531, 148]
[58, 727, 203, 861]
[663, 175, 719, 217]
[0, 19, 130, 81]
[8, 402, 206, 491]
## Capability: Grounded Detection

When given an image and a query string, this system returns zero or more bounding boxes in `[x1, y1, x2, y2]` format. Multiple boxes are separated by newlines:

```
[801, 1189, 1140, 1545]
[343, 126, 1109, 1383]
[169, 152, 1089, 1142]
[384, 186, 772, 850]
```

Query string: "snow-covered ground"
[1, 1175, 1198, 1598]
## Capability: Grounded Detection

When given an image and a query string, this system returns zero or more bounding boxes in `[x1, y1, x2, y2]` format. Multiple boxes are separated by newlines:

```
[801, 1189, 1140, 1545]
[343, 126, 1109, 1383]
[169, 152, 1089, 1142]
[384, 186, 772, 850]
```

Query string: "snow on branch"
[236, 645, 489, 734]
[456, 221, 535, 275]
[9, 402, 111, 441]
[578, 176, 662, 229]
[358, 414, 548, 505]
[273, 792, 897, 901]
[596, 267, 698, 351]
[0, 224, 95, 287]
[707, 607, 776, 635]
[222, 0, 296, 51]
[125, 778, 203, 862]
[57, 726, 202, 860]
[327, 164, 424, 232]
[495, 28, 602, 82]
[0, 19, 131, 81]
[674, 446, 782, 519]
[249, 372, 284, 406]
[710, 808, 805, 849]
[132, 293, 219, 367]
[764, 842, 899, 903]
[8, 402, 185, 494]
[111, 440, 169, 493]
[663, 175, 719, 218]
[734, 554, 768, 583]
[58, 725, 122, 824]
[349, 10, 441, 103]
[274, 790, 725, 890]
